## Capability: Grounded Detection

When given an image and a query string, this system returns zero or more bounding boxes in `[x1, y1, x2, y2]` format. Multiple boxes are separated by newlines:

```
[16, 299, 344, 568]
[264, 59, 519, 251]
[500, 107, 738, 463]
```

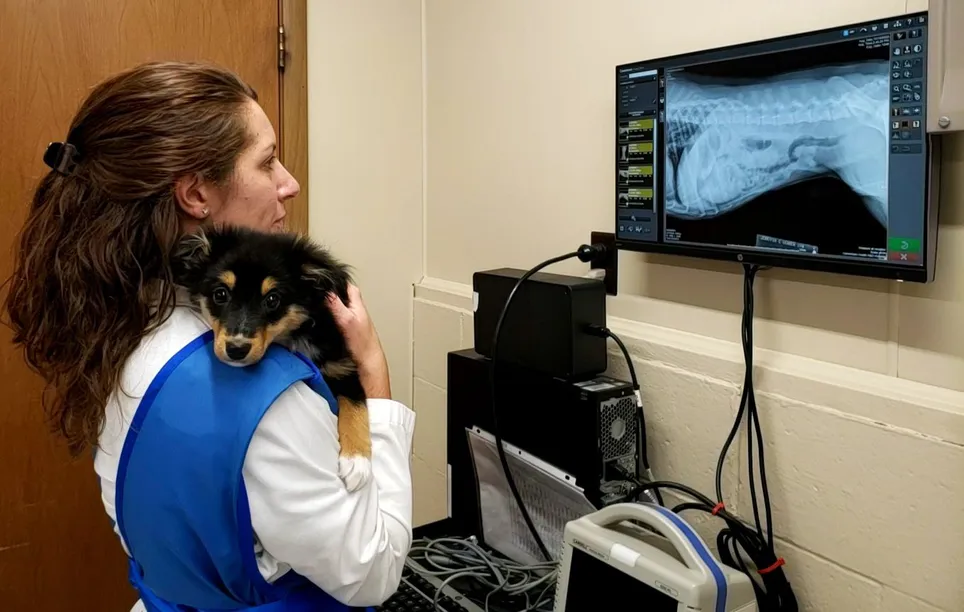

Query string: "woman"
[5, 62, 415, 611]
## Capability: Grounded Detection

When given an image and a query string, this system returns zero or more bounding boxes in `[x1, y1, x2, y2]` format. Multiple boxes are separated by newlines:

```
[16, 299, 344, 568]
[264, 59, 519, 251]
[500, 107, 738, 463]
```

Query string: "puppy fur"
[173, 225, 372, 492]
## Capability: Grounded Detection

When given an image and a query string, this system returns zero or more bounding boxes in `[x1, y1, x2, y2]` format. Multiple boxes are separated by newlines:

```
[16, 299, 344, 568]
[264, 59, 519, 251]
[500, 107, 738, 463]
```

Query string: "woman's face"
[210, 100, 300, 232]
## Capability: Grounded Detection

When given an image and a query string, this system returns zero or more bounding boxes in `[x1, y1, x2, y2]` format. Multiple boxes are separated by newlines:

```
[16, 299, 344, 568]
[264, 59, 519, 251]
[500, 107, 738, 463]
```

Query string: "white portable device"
[553, 502, 758, 612]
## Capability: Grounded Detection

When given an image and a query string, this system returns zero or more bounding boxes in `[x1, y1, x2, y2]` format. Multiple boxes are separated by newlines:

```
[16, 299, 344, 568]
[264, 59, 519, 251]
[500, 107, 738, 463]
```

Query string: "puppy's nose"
[225, 341, 252, 361]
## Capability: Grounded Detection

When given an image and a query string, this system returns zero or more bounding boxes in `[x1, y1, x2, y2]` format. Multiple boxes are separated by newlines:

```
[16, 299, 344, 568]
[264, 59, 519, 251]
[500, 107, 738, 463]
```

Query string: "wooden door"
[0, 1, 301, 609]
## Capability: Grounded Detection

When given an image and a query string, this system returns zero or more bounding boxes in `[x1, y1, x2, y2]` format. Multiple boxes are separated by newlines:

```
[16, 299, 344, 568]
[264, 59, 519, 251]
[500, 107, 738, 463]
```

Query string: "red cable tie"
[758, 558, 786, 575]
[711, 502, 725, 516]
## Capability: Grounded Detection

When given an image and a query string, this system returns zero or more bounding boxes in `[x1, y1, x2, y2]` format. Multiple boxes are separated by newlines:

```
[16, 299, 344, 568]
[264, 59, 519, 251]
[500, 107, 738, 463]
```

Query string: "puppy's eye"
[212, 287, 230, 305]
[264, 293, 281, 311]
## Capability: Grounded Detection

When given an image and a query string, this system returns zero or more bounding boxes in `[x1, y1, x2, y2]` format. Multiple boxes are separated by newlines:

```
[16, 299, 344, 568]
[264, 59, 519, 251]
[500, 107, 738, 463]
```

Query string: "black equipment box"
[472, 268, 607, 380]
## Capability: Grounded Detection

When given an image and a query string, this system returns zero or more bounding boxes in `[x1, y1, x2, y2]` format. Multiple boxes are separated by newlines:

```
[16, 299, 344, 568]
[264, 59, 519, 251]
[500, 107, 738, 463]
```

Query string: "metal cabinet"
[927, 0, 964, 133]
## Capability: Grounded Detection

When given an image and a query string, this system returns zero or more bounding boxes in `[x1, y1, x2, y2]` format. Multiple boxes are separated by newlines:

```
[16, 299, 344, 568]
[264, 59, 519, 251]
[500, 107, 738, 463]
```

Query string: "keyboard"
[375, 557, 483, 612]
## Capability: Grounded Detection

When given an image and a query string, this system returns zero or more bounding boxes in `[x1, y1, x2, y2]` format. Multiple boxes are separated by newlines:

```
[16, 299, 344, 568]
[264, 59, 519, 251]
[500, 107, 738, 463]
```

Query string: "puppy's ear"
[172, 230, 212, 286]
[301, 263, 335, 288]
[297, 236, 352, 295]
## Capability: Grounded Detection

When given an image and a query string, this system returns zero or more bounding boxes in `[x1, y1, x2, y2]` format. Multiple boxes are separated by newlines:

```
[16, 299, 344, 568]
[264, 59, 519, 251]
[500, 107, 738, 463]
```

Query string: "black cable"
[629, 480, 796, 611]
[592, 327, 645, 468]
[606, 331, 638, 391]
[487, 250, 796, 609]
[619, 263, 797, 611]
[628, 479, 715, 506]
[714, 264, 774, 547]
[586, 324, 662, 506]
[489, 244, 607, 562]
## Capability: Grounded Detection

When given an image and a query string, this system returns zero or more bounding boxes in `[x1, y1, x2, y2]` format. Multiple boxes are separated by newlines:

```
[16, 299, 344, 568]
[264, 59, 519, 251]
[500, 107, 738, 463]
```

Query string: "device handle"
[583, 502, 718, 578]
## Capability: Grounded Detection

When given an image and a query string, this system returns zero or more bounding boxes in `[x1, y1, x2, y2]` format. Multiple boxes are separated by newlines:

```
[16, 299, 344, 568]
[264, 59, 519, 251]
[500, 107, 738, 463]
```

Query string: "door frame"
[280, 0, 310, 235]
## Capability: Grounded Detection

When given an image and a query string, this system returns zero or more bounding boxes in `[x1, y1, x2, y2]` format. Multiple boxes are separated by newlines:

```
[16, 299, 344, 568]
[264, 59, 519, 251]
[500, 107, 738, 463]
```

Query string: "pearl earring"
[201, 208, 209, 217]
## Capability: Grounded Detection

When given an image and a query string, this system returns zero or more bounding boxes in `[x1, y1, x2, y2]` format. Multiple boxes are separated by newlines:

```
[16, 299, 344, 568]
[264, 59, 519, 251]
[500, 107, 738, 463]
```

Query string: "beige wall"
[425, 0, 964, 392]
[313, 0, 964, 610]
[307, 0, 424, 407]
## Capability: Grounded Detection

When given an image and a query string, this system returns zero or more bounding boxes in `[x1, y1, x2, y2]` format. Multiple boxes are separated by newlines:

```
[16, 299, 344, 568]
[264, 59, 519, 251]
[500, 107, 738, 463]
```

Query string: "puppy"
[172, 225, 372, 492]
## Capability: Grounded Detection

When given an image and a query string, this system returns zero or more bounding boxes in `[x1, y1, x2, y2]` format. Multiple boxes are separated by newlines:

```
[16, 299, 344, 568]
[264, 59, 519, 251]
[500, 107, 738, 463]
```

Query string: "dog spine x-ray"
[663, 60, 890, 227]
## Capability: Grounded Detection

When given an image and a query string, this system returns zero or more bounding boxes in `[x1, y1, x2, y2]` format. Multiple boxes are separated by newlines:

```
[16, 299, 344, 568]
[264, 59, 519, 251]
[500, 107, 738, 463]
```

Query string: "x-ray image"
[662, 42, 891, 257]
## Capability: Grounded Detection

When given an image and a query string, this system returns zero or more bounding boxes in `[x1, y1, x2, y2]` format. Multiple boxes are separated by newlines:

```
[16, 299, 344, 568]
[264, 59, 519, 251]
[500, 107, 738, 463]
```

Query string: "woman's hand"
[327, 284, 392, 399]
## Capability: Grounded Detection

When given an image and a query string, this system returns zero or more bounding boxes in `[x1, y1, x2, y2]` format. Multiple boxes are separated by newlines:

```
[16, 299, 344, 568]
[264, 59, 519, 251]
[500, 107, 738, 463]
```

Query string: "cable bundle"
[711, 264, 795, 609]
[407, 536, 558, 612]
[486, 246, 797, 610]
[587, 324, 663, 506]
[624, 263, 796, 611]
[487, 244, 608, 562]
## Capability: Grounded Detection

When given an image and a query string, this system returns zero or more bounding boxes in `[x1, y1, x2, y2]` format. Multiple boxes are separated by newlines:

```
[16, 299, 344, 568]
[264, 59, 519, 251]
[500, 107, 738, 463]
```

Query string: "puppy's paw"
[339, 454, 373, 492]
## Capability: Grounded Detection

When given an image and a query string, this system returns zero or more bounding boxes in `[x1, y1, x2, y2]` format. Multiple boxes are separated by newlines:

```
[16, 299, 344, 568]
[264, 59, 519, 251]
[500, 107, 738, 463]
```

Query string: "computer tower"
[446, 348, 639, 539]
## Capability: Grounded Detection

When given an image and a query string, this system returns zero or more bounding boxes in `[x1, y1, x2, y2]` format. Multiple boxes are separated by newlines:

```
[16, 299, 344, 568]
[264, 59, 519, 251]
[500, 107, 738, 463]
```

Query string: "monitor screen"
[615, 12, 937, 282]
[563, 548, 679, 611]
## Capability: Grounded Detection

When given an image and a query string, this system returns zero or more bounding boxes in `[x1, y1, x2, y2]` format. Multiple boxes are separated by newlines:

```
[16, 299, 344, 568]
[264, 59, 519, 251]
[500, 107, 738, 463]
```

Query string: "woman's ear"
[174, 173, 217, 220]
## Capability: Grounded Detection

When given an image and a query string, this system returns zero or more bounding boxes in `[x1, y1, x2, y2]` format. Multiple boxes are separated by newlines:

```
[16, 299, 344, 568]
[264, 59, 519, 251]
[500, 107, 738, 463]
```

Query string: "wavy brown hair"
[5, 62, 257, 455]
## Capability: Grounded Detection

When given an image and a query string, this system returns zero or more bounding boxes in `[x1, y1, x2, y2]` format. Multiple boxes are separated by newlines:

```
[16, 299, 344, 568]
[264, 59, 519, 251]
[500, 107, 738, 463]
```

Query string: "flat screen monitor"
[615, 11, 941, 282]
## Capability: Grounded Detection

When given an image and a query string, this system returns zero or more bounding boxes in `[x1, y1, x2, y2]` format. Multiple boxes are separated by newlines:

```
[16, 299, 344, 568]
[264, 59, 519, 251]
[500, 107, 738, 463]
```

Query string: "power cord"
[585, 323, 662, 506]
[488, 243, 608, 562]
[616, 263, 797, 611]
[487, 250, 796, 609]
[407, 536, 558, 612]
[716, 264, 773, 548]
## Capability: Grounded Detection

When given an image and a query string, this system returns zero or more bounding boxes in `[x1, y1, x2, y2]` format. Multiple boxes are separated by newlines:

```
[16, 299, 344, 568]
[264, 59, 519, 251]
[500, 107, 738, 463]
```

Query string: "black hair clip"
[43, 141, 80, 176]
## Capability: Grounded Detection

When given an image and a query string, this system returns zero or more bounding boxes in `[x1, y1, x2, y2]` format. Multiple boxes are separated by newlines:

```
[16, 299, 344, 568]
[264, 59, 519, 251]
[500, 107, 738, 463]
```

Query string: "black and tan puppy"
[173, 225, 372, 492]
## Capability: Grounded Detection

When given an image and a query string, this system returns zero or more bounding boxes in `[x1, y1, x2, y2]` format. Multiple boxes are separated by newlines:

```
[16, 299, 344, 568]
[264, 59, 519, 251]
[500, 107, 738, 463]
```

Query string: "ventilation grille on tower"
[599, 396, 638, 477]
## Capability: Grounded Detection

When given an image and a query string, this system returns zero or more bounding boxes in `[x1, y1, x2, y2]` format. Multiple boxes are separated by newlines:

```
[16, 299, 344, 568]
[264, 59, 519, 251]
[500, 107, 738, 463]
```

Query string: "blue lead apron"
[114, 330, 368, 611]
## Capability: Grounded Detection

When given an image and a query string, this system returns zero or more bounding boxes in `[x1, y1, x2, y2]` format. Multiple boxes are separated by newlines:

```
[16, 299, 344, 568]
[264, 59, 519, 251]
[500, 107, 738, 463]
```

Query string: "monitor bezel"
[614, 10, 940, 283]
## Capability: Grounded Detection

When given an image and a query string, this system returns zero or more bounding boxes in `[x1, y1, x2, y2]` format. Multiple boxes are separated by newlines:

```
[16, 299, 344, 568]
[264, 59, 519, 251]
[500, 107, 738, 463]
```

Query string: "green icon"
[629, 118, 655, 130]
[887, 237, 920, 253]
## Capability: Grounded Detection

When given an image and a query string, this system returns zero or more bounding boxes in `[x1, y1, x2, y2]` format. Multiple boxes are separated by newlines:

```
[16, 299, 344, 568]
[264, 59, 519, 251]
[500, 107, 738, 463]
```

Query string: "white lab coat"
[93, 303, 416, 609]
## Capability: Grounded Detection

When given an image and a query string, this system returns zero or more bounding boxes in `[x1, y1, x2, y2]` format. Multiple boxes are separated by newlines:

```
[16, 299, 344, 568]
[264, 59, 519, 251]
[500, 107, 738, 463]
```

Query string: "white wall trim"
[415, 276, 964, 447]
[417, 276, 474, 301]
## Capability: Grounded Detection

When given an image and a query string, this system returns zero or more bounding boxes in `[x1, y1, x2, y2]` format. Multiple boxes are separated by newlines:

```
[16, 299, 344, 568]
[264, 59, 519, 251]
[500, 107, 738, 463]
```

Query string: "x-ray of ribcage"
[663, 61, 890, 227]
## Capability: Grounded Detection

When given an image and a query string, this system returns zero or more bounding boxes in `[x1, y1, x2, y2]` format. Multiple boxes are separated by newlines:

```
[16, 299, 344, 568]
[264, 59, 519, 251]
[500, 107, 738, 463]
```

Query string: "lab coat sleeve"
[242, 381, 416, 607]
